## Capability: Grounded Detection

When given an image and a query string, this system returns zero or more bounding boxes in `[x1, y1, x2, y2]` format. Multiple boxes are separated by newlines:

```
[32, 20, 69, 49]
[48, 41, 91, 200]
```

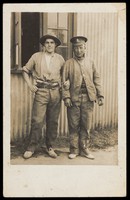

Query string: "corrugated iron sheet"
[77, 13, 118, 128]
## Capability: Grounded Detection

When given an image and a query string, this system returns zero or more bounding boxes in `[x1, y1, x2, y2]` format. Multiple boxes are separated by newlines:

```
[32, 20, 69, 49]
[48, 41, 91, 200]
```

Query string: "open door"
[21, 13, 40, 66]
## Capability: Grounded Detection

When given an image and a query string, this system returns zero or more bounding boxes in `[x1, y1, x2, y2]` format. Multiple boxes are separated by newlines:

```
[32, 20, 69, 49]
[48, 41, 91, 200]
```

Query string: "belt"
[37, 82, 59, 89]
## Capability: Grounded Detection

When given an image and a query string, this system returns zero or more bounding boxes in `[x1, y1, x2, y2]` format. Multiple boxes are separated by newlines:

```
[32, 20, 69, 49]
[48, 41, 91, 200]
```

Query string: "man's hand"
[97, 97, 104, 106]
[64, 98, 72, 107]
[23, 72, 38, 93]
[29, 84, 38, 93]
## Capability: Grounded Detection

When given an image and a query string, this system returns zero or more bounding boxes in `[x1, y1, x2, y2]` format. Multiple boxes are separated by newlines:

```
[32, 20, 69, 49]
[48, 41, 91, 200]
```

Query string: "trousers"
[27, 87, 61, 152]
[67, 93, 94, 154]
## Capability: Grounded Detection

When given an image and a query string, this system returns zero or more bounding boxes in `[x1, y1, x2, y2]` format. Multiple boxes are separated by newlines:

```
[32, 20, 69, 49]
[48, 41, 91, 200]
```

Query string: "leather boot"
[81, 148, 95, 159]
[80, 139, 94, 160]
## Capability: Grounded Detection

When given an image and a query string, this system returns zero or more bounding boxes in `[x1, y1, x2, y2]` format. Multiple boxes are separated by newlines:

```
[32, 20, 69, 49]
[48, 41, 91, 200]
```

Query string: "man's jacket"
[22, 52, 65, 86]
[62, 56, 104, 102]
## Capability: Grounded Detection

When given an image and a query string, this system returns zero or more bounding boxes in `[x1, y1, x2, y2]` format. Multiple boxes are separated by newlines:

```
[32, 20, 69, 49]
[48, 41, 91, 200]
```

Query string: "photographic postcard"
[3, 3, 126, 197]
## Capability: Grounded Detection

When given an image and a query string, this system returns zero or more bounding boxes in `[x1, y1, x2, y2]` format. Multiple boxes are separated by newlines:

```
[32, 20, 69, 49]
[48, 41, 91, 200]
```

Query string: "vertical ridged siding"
[11, 13, 118, 141]
[77, 13, 118, 128]
[11, 74, 34, 141]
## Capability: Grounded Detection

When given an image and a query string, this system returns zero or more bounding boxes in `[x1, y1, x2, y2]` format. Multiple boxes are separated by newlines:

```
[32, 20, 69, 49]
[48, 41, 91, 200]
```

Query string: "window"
[11, 12, 21, 69]
[43, 13, 74, 61]
[11, 12, 74, 71]
[11, 12, 40, 70]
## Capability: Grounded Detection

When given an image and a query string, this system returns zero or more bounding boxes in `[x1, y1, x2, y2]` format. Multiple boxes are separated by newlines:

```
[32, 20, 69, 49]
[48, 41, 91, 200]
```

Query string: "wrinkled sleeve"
[22, 54, 35, 74]
[92, 62, 104, 98]
[62, 62, 71, 100]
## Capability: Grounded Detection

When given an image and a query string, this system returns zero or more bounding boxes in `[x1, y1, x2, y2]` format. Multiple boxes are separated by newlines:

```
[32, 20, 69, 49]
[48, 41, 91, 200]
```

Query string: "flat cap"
[70, 36, 88, 46]
[40, 34, 61, 46]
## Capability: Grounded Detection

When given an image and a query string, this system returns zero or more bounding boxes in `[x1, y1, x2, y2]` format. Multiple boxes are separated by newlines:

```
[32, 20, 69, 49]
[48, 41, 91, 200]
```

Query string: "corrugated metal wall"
[77, 13, 118, 129]
[11, 13, 118, 141]
[11, 74, 34, 141]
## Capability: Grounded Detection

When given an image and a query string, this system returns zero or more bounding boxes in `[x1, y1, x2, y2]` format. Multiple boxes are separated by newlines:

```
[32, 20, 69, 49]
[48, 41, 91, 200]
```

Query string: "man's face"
[73, 44, 86, 58]
[44, 39, 56, 53]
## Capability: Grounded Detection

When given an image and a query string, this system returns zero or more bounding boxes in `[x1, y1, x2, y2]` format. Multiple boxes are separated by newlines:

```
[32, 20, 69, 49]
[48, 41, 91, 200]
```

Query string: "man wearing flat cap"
[62, 36, 104, 159]
[22, 34, 65, 159]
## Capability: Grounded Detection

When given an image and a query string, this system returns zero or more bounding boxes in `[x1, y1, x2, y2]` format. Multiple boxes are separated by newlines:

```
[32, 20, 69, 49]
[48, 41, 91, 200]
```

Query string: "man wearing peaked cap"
[62, 36, 104, 160]
[22, 34, 65, 159]
[70, 36, 88, 44]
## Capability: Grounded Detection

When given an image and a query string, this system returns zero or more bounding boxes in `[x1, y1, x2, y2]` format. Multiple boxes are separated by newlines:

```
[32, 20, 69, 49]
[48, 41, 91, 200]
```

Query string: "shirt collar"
[74, 53, 85, 61]
[44, 51, 55, 57]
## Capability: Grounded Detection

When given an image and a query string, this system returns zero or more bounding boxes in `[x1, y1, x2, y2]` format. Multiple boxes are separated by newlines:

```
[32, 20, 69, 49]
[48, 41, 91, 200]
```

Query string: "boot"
[68, 153, 78, 159]
[81, 148, 94, 159]
[23, 151, 34, 159]
[47, 147, 57, 158]
[80, 139, 94, 160]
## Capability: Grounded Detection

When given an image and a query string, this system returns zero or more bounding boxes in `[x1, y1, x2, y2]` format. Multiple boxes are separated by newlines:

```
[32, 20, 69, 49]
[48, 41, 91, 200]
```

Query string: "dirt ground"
[10, 145, 118, 165]
[10, 128, 118, 165]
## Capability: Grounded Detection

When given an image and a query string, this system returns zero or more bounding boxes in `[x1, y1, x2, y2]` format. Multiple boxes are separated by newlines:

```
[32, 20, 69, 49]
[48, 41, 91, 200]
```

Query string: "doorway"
[21, 13, 40, 66]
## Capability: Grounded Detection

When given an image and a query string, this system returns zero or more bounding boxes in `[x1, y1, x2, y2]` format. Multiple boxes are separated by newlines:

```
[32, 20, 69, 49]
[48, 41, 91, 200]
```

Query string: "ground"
[10, 128, 118, 165]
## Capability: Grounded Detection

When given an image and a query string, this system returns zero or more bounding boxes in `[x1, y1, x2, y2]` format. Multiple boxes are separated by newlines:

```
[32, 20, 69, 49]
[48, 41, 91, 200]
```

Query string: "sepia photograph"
[3, 3, 126, 197]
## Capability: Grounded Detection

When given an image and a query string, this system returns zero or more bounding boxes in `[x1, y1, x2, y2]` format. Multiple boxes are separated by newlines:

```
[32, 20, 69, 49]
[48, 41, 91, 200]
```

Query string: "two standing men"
[22, 34, 104, 160]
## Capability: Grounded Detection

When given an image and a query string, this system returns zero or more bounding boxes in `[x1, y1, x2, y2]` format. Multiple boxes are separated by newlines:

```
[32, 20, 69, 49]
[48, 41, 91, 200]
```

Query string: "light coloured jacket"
[62, 56, 104, 102]
[22, 52, 65, 86]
